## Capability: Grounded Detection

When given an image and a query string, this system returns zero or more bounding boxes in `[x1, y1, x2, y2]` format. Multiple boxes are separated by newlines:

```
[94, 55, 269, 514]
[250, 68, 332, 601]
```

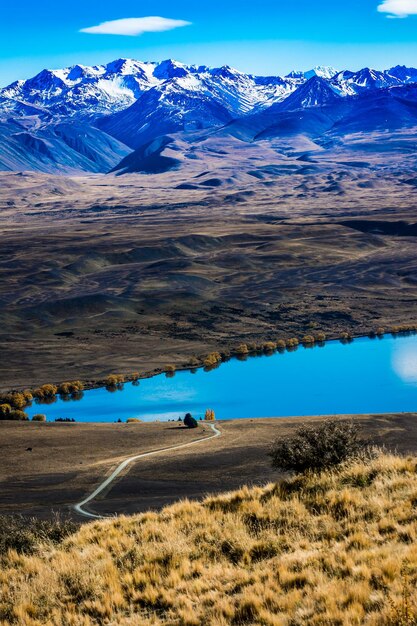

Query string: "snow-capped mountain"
[1, 58, 417, 174]
[279, 76, 342, 111]
[331, 68, 402, 96]
[304, 66, 339, 80]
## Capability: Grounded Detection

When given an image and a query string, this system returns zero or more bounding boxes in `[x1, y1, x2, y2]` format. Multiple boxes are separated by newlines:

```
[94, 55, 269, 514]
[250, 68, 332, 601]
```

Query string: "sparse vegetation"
[270, 419, 367, 474]
[32, 414, 46, 422]
[2, 453, 417, 625]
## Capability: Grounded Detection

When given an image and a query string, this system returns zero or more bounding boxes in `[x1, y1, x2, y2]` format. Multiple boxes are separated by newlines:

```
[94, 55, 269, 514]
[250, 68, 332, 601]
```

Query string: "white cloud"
[377, 0, 417, 18]
[80, 16, 191, 36]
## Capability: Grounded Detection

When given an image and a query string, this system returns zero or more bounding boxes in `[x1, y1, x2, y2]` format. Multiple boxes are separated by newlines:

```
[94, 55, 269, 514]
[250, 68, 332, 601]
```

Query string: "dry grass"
[2, 453, 417, 624]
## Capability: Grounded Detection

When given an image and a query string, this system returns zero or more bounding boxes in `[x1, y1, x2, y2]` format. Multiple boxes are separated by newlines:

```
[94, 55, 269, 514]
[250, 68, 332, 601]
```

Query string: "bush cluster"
[57, 381, 84, 396]
[105, 374, 125, 388]
[269, 419, 367, 474]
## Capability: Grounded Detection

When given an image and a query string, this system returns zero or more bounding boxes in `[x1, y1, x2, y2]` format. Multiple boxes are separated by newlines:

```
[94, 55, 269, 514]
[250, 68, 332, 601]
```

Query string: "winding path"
[74, 422, 222, 519]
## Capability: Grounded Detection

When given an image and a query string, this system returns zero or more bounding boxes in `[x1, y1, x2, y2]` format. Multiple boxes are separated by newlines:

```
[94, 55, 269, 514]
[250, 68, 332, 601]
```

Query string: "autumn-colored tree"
[236, 344, 249, 355]
[33, 385, 58, 400]
[9, 410, 29, 421]
[302, 335, 315, 346]
[0, 404, 11, 419]
[58, 381, 84, 396]
[204, 409, 215, 421]
[286, 338, 299, 348]
[165, 365, 176, 377]
[263, 342, 276, 353]
[204, 352, 222, 368]
[105, 375, 125, 388]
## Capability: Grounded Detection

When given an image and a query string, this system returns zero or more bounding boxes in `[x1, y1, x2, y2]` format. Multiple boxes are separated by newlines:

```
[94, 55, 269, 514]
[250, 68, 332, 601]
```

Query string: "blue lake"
[26, 334, 417, 422]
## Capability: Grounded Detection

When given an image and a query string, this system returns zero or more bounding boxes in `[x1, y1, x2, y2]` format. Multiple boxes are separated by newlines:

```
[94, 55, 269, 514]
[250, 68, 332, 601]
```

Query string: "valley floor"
[1, 413, 416, 520]
[1, 144, 417, 391]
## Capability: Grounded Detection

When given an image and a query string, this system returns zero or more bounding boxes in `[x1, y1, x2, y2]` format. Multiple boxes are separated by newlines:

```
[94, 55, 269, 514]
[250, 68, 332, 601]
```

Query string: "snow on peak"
[304, 66, 339, 80]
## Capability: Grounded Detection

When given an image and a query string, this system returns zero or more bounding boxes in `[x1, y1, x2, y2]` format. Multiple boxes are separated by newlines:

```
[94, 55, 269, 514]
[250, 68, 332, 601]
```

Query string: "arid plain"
[1, 413, 416, 520]
[1, 131, 417, 390]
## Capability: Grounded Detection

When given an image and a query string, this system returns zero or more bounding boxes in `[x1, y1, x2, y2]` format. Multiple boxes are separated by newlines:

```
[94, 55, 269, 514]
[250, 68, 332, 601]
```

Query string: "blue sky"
[1, 0, 417, 86]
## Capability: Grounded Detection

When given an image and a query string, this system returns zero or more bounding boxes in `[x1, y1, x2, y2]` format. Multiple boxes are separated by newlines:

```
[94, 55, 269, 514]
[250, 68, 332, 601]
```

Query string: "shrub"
[188, 357, 200, 368]
[184, 413, 198, 429]
[130, 372, 140, 381]
[376, 327, 385, 337]
[236, 344, 249, 355]
[276, 339, 286, 350]
[340, 331, 353, 342]
[269, 419, 367, 474]
[302, 335, 315, 346]
[205, 409, 216, 421]
[315, 332, 326, 343]
[32, 414, 46, 422]
[263, 342, 276, 353]
[127, 418, 142, 424]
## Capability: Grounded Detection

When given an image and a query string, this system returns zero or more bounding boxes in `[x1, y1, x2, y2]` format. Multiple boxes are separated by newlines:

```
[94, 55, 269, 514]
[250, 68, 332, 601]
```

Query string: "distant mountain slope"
[2, 58, 417, 174]
[0, 120, 131, 173]
[98, 78, 235, 150]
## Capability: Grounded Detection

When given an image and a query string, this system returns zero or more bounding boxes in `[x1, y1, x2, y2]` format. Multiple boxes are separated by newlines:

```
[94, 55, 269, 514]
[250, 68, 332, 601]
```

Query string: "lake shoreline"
[7, 327, 417, 400]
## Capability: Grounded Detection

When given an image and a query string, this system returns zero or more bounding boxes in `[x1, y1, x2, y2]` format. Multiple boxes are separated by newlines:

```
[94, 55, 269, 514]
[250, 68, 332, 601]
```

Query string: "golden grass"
[2, 453, 417, 625]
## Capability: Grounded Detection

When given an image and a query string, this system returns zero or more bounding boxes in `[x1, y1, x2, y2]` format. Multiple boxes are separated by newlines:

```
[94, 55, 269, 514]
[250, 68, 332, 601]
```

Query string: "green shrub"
[184, 413, 198, 429]
[269, 419, 367, 474]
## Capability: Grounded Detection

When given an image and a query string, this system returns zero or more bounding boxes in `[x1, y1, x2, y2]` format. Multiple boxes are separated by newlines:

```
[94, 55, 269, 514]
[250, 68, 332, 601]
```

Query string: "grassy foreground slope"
[1, 454, 417, 625]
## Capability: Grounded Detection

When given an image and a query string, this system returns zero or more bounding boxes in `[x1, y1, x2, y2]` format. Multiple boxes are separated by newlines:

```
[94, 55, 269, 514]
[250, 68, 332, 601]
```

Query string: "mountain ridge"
[1, 58, 417, 174]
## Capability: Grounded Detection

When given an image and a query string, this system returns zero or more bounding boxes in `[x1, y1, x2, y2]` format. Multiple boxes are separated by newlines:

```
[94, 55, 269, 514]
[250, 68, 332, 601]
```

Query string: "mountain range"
[1, 59, 417, 174]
